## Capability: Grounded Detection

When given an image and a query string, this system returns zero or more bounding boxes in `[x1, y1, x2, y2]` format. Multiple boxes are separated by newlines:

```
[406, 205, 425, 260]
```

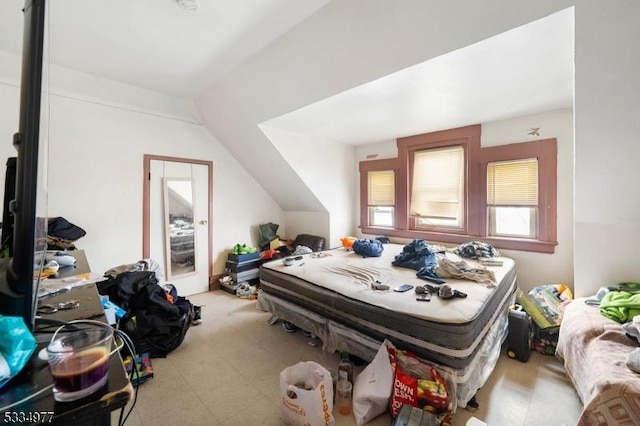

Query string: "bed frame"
[258, 244, 516, 408]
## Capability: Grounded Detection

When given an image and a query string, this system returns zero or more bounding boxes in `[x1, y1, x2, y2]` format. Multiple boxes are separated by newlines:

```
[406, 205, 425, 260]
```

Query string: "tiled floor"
[112, 290, 583, 426]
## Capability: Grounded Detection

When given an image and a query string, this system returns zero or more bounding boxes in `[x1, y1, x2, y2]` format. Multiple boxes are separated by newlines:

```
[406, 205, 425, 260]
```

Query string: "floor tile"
[126, 290, 583, 426]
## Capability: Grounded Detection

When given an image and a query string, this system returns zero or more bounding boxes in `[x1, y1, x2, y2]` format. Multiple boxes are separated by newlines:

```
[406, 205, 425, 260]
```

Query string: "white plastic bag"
[352, 340, 394, 426]
[280, 361, 335, 426]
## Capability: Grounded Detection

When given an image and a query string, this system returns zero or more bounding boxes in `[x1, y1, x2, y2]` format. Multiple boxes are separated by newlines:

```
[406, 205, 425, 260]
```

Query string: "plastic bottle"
[337, 352, 353, 384]
[336, 379, 352, 415]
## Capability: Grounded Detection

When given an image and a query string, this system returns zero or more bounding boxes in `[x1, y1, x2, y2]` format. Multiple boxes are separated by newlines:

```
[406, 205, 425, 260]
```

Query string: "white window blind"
[368, 170, 395, 206]
[487, 158, 538, 206]
[410, 146, 464, 219]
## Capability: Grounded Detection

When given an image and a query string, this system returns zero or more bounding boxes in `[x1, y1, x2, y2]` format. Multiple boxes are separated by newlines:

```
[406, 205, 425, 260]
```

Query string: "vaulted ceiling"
[0, 1, 574, 216]
[0, 1, 572, 146]
[0, 0, 330, 98]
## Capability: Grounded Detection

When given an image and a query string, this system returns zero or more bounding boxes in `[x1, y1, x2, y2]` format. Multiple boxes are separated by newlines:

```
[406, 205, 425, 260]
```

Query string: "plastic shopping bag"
[280, 361, 334, 426]
[0, 315, 36, 389]
[353, 340, 394, 426]
[388, 346, 455, 425]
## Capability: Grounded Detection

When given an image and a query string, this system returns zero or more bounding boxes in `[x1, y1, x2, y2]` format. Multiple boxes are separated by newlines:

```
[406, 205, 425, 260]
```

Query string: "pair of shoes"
[282, 321, 299, 333]
[232, 243, 258, 255]
[236, 282, 255, 298]
[192, 305, 202, 325]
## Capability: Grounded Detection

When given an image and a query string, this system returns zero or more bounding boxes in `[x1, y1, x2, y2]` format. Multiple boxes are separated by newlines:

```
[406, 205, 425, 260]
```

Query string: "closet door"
[143, 155, 213, 296]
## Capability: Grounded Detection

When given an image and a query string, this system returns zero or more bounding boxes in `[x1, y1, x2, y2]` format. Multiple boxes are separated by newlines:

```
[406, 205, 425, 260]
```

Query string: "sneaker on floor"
[282, 321, 299, 333]
[192, 305, 202, 325]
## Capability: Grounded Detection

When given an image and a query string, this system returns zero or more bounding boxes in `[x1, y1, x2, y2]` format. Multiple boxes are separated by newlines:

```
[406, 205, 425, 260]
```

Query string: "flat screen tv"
[0, 0, 48, 332]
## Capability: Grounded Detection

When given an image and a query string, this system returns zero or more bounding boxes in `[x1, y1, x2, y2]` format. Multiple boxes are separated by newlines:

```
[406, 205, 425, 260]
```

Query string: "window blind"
[368, 170, 395, 206]
[487, 158, 538, 206]
[410, 146, 464, 218]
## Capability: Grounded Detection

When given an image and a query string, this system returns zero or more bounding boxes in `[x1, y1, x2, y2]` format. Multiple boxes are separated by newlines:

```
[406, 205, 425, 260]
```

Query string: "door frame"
[143, 154, 214, 282]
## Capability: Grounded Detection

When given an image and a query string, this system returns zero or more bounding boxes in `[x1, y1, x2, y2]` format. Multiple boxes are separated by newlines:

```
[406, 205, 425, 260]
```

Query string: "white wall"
[260, 125, 353, 247]
[0, 53, 284, 280]
[483, 110, 574, 293]
[197, 0, 574, 263]
[284, 211, 330, 247]
[354, 109, 574, 293]
[573, 0, 640, 297]
[0, 85, 19, 193]
[201, 0, 640, 298]
[5, 0, 637, 298]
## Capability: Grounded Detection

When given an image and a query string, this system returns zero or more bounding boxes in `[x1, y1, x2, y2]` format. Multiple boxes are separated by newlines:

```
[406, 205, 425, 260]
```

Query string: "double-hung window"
[487, 158, 538, 238]
[411, 146, 465, 230]
[478, 138, 557, 251]
[359, 158, 398, 229]
[367, 170, 395, 227]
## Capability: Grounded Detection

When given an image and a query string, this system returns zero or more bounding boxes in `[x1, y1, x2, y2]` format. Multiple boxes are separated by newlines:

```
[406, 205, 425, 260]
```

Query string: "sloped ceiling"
[0, 0, 330, 98]
[263, 8, 574, 145]
[0, 0, 574, 214]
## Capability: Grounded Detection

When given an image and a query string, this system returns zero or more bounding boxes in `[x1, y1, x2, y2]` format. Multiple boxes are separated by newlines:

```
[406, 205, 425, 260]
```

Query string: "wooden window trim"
[397, 124, 481, 235]
[359, 158, 399, 229]
[478, 138, 558, 253]
[359, 126, 558, 254]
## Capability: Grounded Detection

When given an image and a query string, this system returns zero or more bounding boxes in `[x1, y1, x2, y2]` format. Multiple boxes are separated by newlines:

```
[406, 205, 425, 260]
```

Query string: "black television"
[0, 0, 48, 332]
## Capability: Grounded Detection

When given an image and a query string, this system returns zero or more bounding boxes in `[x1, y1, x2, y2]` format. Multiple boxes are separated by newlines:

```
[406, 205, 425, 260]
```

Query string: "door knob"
[199, 219, 208, 225]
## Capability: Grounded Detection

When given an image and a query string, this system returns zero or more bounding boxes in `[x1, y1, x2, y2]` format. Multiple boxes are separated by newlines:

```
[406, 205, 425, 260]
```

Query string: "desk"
[0, 252, 132, 425]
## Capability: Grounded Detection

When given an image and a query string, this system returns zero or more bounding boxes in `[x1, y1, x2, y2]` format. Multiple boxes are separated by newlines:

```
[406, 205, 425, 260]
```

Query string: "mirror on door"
[163, 177, 197, 280]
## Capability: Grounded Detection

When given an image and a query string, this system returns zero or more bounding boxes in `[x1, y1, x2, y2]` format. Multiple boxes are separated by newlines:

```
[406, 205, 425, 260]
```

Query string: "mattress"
[259, 243, 516, 369]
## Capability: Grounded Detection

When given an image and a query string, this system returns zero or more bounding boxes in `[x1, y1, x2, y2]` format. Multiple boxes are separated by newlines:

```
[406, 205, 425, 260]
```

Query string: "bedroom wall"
[260, 125, 353, 247]
[199, 0, 639, 299]
[573, 0, 640, 297]
[0, 52, 284, 278]
[354, 109, 574, 293]
[196, 0, 574, 259]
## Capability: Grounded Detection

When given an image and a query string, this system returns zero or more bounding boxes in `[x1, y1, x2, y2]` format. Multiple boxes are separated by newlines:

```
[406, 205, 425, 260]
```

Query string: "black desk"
[0, 252, 132, 425]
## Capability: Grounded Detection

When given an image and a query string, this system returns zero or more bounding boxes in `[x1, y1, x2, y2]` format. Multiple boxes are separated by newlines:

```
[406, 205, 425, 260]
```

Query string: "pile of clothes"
[392, 239, 498, 286]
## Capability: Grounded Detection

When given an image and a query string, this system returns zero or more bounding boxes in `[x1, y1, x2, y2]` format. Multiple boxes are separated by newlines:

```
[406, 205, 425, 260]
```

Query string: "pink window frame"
[359, 157, 400, 230]
[477, 138, 558, 253]
[359, 125, 558, 254]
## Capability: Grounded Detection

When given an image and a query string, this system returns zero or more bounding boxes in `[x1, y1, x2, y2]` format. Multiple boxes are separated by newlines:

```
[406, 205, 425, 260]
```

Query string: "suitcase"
[229, 269, 260, 283]
[505, 305, 533, 362]
[225, 258, 262, 273]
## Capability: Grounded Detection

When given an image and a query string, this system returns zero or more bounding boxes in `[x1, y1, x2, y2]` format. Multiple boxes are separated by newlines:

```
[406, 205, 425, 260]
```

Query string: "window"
[479, 139, 557, 252]
[359, 124, 557, 253]
[359, 158, 398, 229]
[411, 146, 464, 229]
[368, 170, 395, 227]
[487, 158, 538, 238]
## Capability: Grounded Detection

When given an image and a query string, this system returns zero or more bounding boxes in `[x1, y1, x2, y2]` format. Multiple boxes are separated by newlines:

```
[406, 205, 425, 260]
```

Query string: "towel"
[599, 291, 640, 323]
[434, 257, 496, 286]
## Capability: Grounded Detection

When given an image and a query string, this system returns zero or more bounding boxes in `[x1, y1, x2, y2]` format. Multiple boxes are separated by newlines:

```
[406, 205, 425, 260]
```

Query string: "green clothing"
[600, 283, 640, 323]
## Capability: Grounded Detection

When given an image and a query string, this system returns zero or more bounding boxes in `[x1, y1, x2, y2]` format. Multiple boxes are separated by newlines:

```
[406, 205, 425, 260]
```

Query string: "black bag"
[120, 306, 193, 358]
[47, 217, 86, 241]
[97, 270, 194, 358]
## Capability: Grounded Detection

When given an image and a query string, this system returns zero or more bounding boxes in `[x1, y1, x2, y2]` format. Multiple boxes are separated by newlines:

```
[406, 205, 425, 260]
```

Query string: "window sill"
[360, 227, 557, 254]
